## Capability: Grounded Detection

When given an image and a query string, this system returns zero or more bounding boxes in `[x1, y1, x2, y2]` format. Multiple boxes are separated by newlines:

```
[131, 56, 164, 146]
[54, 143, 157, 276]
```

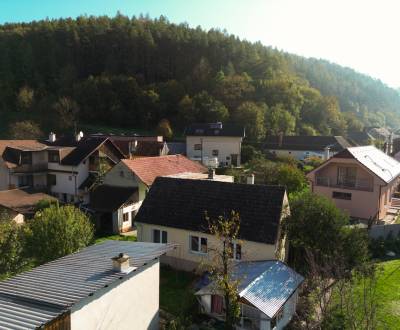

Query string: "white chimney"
[76, 131, 84, 142]
[48, 132, 56, 143]
[324, 146, 331, 160]
[247, 174, 255, 185]
[129, 140, 138, 158]
[208, 168, 215, 180]
[112, 253, 130, 272]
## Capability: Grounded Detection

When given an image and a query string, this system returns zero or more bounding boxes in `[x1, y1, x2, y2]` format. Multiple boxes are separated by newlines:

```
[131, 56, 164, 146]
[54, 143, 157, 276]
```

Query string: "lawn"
[159, 266, 198, 317]
[94, 234, 137, 244]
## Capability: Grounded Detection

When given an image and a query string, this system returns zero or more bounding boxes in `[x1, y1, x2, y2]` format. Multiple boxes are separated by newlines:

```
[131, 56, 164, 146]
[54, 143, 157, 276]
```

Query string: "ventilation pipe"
[324, 146, 331, 160]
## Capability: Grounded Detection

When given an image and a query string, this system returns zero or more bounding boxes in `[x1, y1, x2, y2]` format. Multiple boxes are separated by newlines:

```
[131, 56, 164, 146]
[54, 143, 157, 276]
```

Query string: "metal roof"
[347, 146, 400, 183]
[196, 260, 304, 319]
[0, 241, 176, 329]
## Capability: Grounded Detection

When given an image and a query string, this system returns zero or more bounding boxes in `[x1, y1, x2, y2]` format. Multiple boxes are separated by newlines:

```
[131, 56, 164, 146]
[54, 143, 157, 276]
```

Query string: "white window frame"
[153, 229, 168, 243]
[189, 235, 208, 254]
[229, 242, 242, 260]
[122, 212, 129, 222]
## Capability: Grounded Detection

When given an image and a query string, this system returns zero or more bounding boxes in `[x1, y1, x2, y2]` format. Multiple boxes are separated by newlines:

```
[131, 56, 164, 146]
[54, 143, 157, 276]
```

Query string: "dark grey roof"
[263, 135, 352, 152]
[0, 241, 175, 330]
[89, 185, 138, 212]
[196, 260, 304, 319]
[185, 123, 245, 137]
[167, 142, 186, 155]
[135, 177, 286, 245]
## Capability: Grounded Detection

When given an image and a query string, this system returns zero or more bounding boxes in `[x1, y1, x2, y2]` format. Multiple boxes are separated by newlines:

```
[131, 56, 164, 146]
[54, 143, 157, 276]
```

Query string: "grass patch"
[160, 266, 198, 317]
[94, 234, 137, 244]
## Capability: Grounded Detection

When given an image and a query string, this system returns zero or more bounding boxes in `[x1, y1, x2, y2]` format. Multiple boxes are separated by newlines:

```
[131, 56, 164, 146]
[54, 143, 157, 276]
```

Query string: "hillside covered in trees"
[0, 14, 399, 140]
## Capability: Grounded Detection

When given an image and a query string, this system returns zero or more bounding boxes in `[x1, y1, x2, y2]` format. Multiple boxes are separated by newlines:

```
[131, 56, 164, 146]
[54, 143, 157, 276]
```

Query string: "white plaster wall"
[103, 162, 138, 188]
[71, 260, 160, 330]
[186, 136, 242, 166]
[113, 202, 142, 233]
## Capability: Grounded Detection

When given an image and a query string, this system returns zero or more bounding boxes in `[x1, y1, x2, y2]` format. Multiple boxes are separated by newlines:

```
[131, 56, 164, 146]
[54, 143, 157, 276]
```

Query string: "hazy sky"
[1, 0, 399, 88]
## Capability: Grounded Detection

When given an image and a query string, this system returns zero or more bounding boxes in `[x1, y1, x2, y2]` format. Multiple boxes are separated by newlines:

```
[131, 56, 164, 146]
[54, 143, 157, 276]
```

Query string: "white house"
[0, 241, 175, 330]
[196, 260, 304, 330]
[263, 135, 353, 161]
[185, 123, 245, 167]
[0, 133, 124, 203]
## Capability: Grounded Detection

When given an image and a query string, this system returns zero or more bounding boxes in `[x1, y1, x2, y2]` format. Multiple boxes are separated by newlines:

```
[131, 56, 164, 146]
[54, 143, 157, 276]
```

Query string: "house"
[0, 132, 124, 203]
[185, 122, 245, 167]
[135, 177, 289, 271]
[196, 260, 304, 330]
[263, 135, 353, 161]
[0, 240, 175, 330]
[108, 135, 169, 158]
[307, 146, 400, 221]
[0, 188, 56, 223]
[88, 155, 207, 233]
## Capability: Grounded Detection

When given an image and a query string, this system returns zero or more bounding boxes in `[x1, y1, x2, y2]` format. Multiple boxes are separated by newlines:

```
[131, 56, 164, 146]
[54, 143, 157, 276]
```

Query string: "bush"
[26, 204, 94, 264]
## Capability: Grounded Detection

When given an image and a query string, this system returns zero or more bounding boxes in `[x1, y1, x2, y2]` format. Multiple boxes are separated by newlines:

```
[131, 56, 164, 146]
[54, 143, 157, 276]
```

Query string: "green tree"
[156, 118, 173, 139]
[8, 120, 43, 139]
[26, 204, 94, 263]
[233, 102, 267, 141]
[205, 211, 241, 330]
[191, 91, 229, 123]
[0, 214, 27, 277]
[16, 86, 34, 112]
[265, 104, 296, 135]
[53, 96, 79, 131]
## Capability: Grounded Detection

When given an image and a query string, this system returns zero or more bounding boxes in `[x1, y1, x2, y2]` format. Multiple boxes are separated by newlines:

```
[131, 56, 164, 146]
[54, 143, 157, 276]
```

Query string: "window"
[337, 167, 357, 187]
[332, 191, 352, 200]
[229, 243, 242, 260]
[48, 151, 60, 163]
[153, 229, 167, 243]
[68, 176, 72, 181]
[120, 171, 124, 177]
[21, 152, 32, 165]
[212, 149, 219, 156]
[18, 175, 33, 187]
[194, 144, 202, 150]
[226, 156, 230, 160]
[123, 213, 129, 222]
[47, 174, 57, 186]
[190, 235, 207, 253]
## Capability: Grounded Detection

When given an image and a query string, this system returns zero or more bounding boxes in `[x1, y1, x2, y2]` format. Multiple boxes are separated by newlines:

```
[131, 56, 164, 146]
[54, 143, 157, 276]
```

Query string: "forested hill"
[0, 15, 399, 140]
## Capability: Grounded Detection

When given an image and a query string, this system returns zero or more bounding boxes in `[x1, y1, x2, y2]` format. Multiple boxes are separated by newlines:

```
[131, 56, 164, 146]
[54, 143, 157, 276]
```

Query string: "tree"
[0, 213, 27, 277]
[192, 91, 229, 123]
[205, 211, 241, 330]
[26, 204, 94, 263]
[265, 104, 296, 135]
[52, 96, 79, 131]
[8, 120, 43, 139]
[232, 102, 267, 141]
[156, 118, 173, 139]
[16, 86, 34, 112]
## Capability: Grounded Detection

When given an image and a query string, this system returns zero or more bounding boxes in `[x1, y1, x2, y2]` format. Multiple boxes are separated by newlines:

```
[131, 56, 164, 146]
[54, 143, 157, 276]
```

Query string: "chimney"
[112, 253, 130, 272]
[129, 140, 138, 159]
[278, 132, 283, 147]
[324, 146, 331, 160]
[247, 174, 255, 185]
[208, 168, 215, 180]
[48, 132, 56, 143]
[216, 122, 223, 129]
[76, 131, 84, 142]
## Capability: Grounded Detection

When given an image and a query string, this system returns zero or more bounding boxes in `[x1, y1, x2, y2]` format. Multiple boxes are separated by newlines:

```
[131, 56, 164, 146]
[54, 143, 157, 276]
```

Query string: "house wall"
[186, 136, 242, 167]
[70, 259, 160, 330]
[103, 162, 138, 188]
[308, 158, 397, 220]
[268, 149, 329, 161]
[113, 202, 142, 233]
[136, 223, 280, 272]
[0, 162, 9, 190]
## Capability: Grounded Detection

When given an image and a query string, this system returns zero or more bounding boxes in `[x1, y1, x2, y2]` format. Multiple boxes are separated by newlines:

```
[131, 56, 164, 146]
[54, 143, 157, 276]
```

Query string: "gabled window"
[190, 235, 207, 254]
[153, 229, 167, 243]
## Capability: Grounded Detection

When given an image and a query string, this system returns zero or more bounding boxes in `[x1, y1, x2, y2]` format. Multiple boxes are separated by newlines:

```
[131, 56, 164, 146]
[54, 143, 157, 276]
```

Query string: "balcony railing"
[316, 176, 373, 192]
[11, 163, 48, 174]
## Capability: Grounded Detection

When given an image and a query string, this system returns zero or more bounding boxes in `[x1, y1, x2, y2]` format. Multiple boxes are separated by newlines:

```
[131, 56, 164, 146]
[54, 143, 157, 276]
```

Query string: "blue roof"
[197, 260, 304, 319]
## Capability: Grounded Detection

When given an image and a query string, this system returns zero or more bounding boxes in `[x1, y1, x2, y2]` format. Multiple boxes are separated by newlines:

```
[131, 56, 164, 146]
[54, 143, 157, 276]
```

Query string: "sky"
[1, 0, 399, 88]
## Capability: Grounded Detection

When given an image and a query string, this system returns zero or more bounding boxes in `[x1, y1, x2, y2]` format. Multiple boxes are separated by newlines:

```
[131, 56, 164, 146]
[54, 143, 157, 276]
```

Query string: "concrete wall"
[308, 158, 397, 220]
[369, 224, 400, 239]
[186, 136, 242, 166]
[137, 223, 281, 272]
[71, 259, 160, 330]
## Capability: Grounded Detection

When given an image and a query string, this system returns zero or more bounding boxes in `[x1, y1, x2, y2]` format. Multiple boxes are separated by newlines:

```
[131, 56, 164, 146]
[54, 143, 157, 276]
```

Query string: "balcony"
[11, 163, 48, 174]
[316, 176, 373, 192]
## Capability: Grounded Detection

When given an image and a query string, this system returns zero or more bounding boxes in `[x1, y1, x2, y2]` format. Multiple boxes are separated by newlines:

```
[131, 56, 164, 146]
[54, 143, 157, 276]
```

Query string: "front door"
[211, 295, 223, 314]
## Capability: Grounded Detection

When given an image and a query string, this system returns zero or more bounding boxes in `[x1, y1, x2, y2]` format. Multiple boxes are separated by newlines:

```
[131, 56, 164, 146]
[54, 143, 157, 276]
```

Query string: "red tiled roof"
[122, 155, 206, 186]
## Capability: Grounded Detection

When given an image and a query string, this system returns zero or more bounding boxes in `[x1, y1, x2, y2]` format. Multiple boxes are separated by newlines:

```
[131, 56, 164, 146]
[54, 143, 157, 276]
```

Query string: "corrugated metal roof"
[0, 241, 176, 329]
[347, 146, 400, 183]
[196, 260, 304, 319]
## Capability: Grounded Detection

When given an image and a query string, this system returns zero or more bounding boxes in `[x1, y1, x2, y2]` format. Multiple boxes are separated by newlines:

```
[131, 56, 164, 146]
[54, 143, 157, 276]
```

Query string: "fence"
[369, 224, 400, 239]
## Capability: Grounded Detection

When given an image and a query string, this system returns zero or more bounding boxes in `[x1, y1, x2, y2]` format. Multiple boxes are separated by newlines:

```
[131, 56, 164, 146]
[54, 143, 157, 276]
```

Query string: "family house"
[0, 188, 56, 223]
[307, 146, 400, 221]
[108, 135, 169, 158]
[196, 260, 304, 330]
[263, 135, 353, 161]
[135, 177, 289, 271]
[89, 155, 207, 233]
[185, 122, 245, 167]
[0, 133, 124, 203]
[0, 241, 175, 330]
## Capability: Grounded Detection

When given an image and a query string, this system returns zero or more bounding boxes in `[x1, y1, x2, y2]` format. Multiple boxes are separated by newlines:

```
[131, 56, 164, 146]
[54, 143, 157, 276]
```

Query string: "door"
[211, 295, 224, 314]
